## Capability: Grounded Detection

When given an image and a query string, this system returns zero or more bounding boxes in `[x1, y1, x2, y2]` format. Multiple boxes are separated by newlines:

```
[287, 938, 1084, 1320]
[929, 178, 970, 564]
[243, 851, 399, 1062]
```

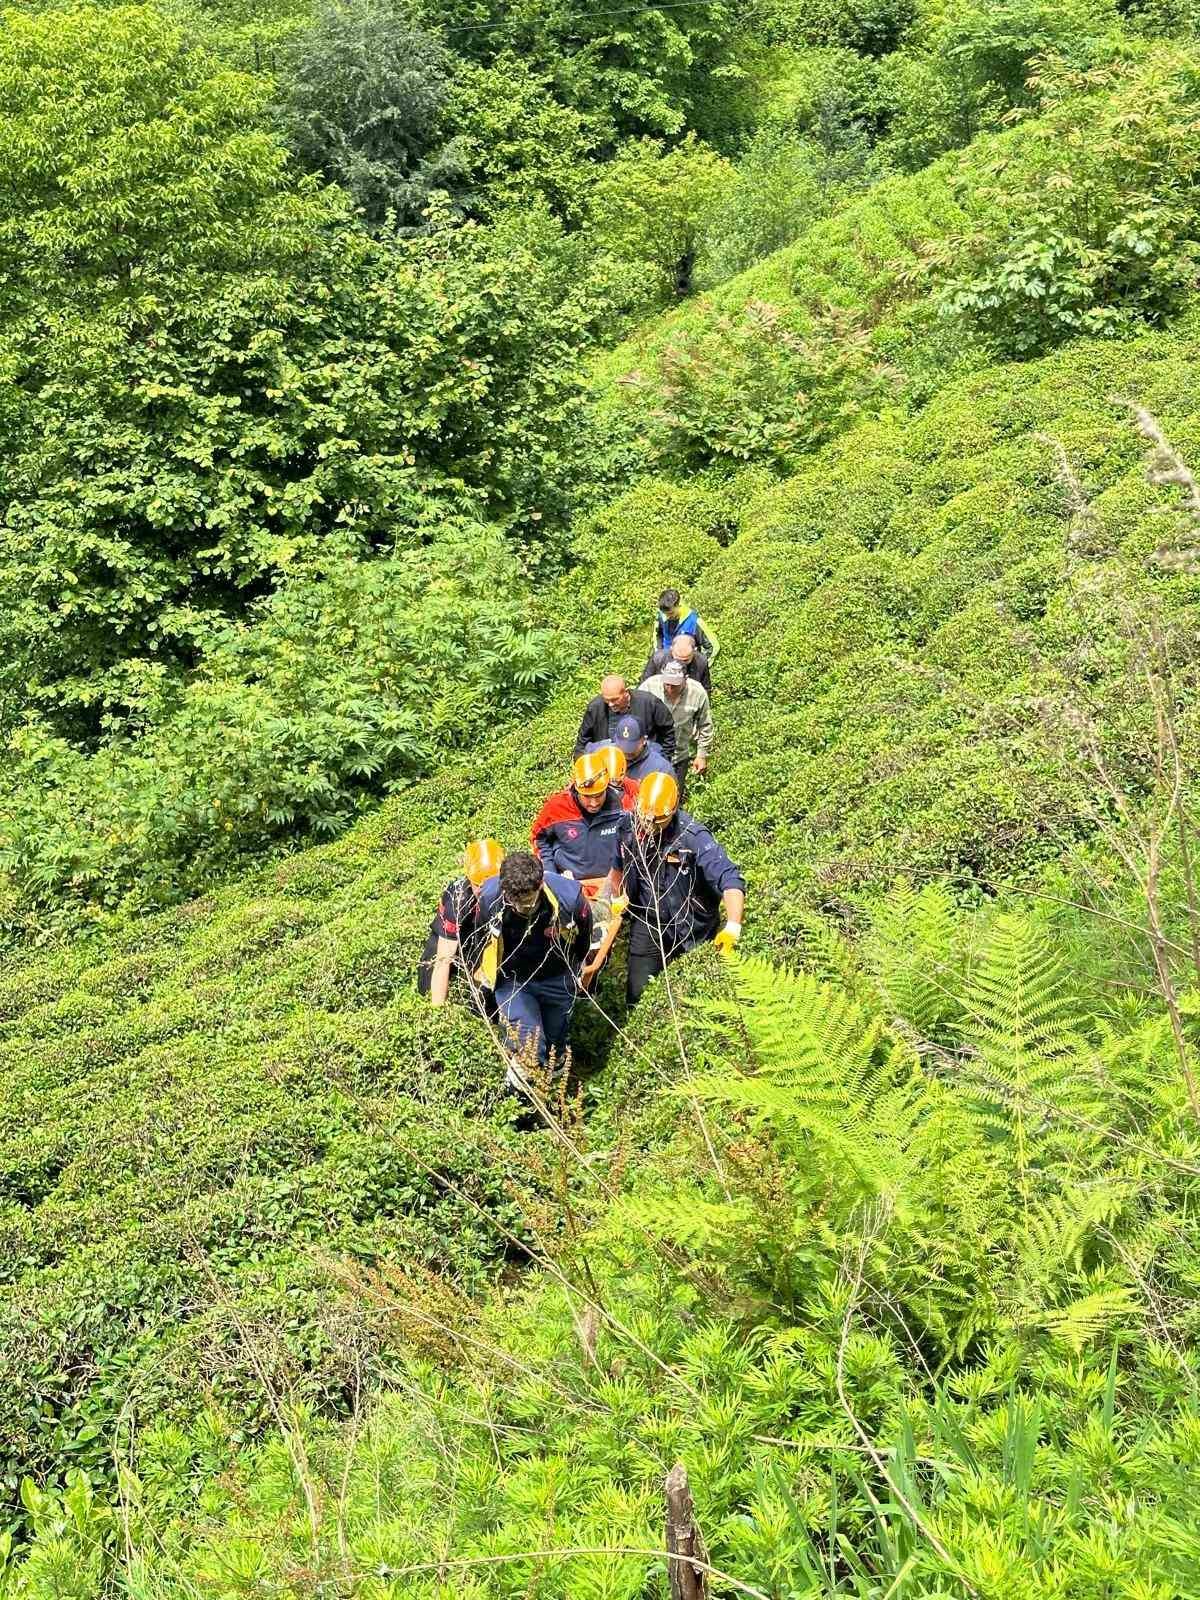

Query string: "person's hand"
[610, 894, 629, 919]
[691, 755, 708, 775]
[713, 921, 741, 956]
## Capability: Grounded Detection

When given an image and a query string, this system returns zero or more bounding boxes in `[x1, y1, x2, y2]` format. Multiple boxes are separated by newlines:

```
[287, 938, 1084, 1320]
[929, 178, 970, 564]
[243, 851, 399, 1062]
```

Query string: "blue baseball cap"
[614, 715, 644, 754]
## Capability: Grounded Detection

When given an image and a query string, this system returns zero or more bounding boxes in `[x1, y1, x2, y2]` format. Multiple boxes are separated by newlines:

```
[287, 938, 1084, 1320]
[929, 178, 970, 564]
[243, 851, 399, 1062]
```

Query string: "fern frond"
[958, 912, 1093, 1200]
[1036, 1285, 1135, 1353]
[797, 911, 874, 1003]
[864, 878, 962, 1037]
[687, 954, 928, 1218]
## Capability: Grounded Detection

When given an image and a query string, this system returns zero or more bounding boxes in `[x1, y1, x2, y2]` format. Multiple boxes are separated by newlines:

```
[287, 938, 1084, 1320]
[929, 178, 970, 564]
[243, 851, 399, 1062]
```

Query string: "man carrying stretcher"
[529, 747, 636, 986]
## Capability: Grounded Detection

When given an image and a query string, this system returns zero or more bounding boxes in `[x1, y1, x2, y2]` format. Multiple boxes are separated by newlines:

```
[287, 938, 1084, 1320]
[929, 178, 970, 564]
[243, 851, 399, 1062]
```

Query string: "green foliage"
[696, 128, 853, 286]
[282, 0, 469, 230]
[588, 134, 734, 301]
[959, 912, 1096, 1199]
[417, 0, 756, 144]
[42, 888, 1199, 1598]
[934, 55, 1200, 356]
[765, 0, 917, 55]
[444, 54, 599, 222]
[935, 0, 1123, 107]
[0, 529, 562, 911]
[623, 300, 898, 471]
[8, 5, 1200, 1591]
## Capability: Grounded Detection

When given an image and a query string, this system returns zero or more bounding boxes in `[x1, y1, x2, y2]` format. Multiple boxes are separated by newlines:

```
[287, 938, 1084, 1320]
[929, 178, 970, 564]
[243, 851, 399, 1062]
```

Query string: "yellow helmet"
[464, 837, 505, 888]
[636, 771, 679, 829]
[597, 742, 627, 785]
[572, 750, 611, 799]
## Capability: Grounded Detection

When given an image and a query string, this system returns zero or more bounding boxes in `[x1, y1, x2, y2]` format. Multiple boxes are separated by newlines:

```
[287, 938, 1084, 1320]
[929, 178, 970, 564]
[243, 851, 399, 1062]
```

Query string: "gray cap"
[662, 661, 687, 685]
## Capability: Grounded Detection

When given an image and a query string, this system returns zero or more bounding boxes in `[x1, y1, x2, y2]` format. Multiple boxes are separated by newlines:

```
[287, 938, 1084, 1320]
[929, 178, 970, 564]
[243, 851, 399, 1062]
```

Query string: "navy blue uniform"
[476, 872, 592, 1068]
[417, 876, 478, 994]
[617, 812, 745, 1002]
[531, 785, 631, 879]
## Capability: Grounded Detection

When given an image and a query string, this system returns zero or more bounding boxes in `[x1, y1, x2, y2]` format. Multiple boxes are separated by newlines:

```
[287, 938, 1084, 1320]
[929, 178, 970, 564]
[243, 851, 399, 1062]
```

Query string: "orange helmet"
[636, 771, 679, 830]
[572, 750, 611, 799]
[597, 742, 627, 785]
[464, 837, 505, 888]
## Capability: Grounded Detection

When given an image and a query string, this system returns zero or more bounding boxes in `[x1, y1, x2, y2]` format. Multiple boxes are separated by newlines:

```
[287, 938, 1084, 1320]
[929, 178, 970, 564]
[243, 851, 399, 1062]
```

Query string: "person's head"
[571, 750, 611, 815]
[670, 635, 696, 664]
[600, 673, 630, 714]
[662, 660, 686, 700]
[464, 837, 504, 889]
[498, 852, 544, 917]
[614, 715, 646, 761]
[658, 587, 681, 622]
[636, 771, 679, 837]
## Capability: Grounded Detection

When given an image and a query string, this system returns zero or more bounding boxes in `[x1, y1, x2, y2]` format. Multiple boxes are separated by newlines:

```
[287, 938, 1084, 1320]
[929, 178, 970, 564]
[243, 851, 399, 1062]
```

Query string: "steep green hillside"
[4, 13, 1200, 1592]
[3, 311, 1200, 1593]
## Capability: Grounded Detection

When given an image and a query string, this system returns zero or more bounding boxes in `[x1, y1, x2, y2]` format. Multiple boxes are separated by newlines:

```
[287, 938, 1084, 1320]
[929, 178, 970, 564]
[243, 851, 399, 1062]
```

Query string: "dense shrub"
[444, 54, 599, 222]
[765, 0, 917, 55]
[933, 54, 1200, 356]
[0, 530, 562, 913]
[281, 0, 469, 229]
[415, 0, 756, 144]
[622, 299, 901, 472]
[696, 128, 854, 285]
[588, 134, 734, 301]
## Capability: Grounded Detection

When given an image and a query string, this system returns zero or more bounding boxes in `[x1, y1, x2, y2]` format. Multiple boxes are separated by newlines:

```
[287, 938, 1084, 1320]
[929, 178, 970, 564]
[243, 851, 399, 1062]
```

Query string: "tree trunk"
[665, 1462, 706, 1600]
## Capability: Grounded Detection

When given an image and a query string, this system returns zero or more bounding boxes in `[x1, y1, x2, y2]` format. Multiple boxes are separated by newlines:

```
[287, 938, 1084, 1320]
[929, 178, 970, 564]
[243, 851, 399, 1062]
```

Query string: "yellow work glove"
[610, 894, 629, 919]
[713, 921, 741, 957]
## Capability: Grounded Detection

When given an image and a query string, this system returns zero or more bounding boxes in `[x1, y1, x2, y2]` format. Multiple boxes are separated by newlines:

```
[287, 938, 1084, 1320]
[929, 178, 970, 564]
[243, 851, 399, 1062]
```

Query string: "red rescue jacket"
[530, 780, 638, 880]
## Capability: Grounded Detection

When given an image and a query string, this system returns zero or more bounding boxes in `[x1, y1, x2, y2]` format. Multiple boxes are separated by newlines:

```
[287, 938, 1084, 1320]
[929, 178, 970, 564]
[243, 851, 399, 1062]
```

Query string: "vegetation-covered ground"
[3, 0, 1200, 1596]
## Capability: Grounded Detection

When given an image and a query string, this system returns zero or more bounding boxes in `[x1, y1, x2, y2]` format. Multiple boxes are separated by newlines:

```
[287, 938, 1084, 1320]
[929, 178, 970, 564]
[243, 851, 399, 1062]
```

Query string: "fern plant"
[957, 912, 1098, 1208]
[690, 954, 928, 1222]
[861, 878, 965, 1039]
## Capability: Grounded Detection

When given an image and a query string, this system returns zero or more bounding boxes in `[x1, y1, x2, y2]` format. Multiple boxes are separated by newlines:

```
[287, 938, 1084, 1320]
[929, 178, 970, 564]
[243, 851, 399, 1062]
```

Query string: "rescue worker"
[475, 851, 593, 1085]
[642, 658, 713, 804]
[589, 715, 674, 784]
[641, 633, 712, 696]
[420, 838, 504, 1011]
[654, 588, 718, 662]
[609, 772, 745, 1003]
[531, 749, 638, 991]
[530, 750, 637, 880]
[573, 674, 676, 762]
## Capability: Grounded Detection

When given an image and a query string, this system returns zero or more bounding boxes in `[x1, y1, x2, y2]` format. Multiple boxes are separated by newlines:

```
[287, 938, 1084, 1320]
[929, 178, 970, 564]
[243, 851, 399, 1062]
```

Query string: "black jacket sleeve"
[694, 655, 713, 696]
[573, 697, 604, 758]
[635, 691, 676, 761]
[639, 649, 665, 685]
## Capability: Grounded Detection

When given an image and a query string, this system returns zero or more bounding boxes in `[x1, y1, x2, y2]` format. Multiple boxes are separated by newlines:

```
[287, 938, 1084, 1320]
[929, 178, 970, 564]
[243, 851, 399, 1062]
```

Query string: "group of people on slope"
[417, 590, 744, 1095]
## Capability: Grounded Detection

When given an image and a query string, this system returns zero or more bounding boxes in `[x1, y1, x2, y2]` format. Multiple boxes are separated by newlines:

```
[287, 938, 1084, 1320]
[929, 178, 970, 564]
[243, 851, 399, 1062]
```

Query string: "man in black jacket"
[640, 633, 712, 696]
[573, 674, 675, 762]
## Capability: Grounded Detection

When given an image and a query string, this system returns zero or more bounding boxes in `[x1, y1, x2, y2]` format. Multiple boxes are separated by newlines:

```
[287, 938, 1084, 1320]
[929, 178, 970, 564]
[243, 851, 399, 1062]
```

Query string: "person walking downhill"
[420, 838, 504, 1015]
[640, 633, 712, 697]
[653, 588, 718, 663]
[574, 673, 676, 762]
[642, 658, 713, 805]
[608, 772, 745, 1004]
[589, 715, 674, 784]
[474, 852, 593, 1097]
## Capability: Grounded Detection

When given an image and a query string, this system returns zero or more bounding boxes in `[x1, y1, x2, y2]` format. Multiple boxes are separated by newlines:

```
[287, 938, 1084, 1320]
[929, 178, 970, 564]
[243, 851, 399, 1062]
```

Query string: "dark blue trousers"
[495, 972, 576, 1067]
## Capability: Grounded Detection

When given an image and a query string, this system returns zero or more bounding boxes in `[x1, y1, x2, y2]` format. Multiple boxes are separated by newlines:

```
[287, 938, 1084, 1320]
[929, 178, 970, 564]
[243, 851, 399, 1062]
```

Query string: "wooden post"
[665, 1462, 706, 1600]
